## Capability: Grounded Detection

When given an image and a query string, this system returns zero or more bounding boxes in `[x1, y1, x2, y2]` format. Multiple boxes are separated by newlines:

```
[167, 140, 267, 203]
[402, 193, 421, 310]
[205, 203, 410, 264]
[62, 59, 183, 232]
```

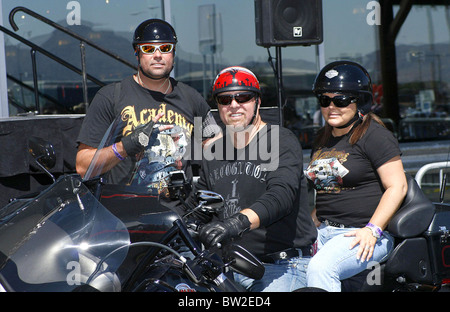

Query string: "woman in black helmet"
[76, 19, 219, 196]
[305, 61, 407, 292]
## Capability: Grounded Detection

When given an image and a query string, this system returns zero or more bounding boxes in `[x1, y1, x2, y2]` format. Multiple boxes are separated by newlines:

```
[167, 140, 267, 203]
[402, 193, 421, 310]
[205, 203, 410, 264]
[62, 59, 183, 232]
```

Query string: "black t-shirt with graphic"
[77, 75, 216, 192]
[305, 121, 401, 228]
[189, 125, 317, 257]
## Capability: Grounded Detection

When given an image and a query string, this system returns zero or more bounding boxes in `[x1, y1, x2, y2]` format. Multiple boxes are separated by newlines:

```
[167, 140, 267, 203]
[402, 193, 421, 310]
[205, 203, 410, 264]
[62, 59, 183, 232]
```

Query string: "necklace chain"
[137, 71, 171, 94]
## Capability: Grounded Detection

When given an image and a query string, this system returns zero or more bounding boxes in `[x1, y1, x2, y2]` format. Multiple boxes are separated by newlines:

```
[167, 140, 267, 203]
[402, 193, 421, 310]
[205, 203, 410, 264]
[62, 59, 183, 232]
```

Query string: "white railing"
[415, 161, 450, 192]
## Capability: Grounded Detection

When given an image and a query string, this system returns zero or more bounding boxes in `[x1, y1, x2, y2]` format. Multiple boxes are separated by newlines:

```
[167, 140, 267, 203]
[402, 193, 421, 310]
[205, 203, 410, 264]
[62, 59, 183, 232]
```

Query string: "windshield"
[0, 175, 130, 292]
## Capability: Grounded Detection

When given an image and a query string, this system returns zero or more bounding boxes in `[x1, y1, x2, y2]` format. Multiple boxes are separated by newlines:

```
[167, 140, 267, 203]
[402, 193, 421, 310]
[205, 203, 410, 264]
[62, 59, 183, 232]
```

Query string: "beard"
[138, 59, 173, 80]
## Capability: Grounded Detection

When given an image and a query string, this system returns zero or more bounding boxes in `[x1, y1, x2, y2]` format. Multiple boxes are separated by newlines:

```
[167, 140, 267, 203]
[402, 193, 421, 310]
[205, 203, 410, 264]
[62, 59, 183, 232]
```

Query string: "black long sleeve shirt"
[187, 124, 317, 257]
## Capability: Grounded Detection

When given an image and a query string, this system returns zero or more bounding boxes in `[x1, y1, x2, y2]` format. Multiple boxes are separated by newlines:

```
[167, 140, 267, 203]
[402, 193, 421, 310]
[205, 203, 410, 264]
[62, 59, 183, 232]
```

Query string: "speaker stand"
[275, 46, 284, 127]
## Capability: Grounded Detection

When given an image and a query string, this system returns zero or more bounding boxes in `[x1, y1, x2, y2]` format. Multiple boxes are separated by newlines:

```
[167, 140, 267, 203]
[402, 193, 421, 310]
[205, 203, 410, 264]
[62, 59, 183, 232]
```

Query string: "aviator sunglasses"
[318, 94, 358, 108]
[216, 92, 256, 105]
[138, 43, 174, 54]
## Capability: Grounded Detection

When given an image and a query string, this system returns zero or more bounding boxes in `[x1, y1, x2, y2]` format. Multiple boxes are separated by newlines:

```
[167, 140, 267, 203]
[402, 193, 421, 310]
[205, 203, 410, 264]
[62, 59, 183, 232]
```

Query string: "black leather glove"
[199, 213, 251, 248]
[121, 120, 155, 157]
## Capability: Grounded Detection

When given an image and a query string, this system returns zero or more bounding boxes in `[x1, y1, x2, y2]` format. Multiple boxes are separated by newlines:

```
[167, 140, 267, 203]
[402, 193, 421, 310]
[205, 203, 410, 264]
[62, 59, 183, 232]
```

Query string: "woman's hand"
[345, 227, 377, 262]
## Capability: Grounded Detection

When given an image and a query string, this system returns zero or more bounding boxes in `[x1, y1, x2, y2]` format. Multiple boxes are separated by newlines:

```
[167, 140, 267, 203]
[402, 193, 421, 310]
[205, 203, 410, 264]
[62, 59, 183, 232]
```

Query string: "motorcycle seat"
[386, 174, 435, 238]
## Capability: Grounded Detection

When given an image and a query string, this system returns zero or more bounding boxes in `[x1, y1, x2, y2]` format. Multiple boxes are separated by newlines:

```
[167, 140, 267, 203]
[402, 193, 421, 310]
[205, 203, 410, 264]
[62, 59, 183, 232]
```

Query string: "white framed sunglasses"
[137, 43, 174, 54]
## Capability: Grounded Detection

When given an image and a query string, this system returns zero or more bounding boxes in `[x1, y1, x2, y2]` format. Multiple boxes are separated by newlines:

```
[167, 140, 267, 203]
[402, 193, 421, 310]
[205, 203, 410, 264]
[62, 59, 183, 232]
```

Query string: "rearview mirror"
[222, 243, 265, 280]
[196, 190, 224, 214]
[28, 136, 56, 181]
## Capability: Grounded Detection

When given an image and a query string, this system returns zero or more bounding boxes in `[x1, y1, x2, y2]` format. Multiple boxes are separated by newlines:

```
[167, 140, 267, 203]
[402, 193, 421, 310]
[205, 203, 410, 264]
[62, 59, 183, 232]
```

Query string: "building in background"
[0, 1, 447, 126]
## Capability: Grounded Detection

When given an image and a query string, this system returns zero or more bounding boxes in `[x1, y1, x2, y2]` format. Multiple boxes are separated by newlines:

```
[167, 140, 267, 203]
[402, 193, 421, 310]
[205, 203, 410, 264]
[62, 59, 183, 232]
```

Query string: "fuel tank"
[99, 183, 181, 243]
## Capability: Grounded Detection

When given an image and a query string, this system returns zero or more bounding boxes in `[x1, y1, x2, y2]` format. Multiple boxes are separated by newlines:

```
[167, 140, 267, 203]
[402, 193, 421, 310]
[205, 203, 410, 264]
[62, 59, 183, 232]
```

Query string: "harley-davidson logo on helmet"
[325, 69, 339, 79]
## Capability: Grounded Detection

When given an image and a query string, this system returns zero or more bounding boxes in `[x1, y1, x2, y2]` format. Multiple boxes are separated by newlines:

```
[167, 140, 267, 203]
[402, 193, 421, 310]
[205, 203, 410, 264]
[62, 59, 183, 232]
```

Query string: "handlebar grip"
[214, 273, 245, 292]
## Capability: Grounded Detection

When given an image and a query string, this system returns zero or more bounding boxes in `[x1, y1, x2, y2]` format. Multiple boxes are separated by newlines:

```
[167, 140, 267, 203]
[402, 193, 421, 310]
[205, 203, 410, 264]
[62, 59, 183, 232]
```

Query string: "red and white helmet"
[212, 66, 261, 98]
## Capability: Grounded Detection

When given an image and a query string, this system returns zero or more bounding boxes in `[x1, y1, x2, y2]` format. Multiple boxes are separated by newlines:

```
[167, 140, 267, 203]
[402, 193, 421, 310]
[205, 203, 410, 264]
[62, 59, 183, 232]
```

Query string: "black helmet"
[132, 19, 177, 48]
[313, 61, 373, 115]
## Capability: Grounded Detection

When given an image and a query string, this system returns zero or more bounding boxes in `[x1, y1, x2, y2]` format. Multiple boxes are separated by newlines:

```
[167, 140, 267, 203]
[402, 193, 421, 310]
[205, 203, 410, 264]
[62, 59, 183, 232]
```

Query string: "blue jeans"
[306, 223, 394, 292]
[233, 251, 311, 292]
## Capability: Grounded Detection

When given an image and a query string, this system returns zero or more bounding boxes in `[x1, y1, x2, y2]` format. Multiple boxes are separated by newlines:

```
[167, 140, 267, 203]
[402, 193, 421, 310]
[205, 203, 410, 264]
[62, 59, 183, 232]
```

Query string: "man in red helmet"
[186, 66, 317, 292]
[76, 19, 218, 197]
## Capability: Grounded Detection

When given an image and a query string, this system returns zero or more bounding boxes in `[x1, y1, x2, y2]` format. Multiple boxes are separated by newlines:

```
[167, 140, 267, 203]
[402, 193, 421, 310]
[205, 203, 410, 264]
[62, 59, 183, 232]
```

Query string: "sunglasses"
[216, 92, 256, 105]
[138, 43, 174, 54]
[318, 94, 358, 108]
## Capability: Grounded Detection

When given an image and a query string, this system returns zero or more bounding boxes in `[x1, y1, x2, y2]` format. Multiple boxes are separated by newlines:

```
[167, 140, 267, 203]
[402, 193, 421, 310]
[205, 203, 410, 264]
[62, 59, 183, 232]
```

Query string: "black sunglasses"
[318, 94, 358, 108]
[216, 92, 256, 105]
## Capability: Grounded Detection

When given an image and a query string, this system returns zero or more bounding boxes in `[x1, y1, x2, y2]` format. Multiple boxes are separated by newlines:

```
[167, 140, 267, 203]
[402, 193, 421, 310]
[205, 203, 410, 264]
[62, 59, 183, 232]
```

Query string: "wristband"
[112, 143, 125, 161]
[365, 222, 383, 239]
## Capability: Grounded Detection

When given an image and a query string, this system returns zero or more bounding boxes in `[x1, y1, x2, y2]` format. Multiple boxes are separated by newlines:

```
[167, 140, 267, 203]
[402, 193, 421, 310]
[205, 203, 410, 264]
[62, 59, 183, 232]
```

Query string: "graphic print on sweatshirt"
[207, 161, 269, 218]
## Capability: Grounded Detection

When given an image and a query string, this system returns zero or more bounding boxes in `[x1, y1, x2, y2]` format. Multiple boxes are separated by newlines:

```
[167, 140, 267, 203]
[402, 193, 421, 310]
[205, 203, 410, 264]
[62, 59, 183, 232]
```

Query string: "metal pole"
[276, 46, 284, 126]
[30, 49, 40, 114]
[202, 55, 207, 99]
[0, 0, 9, 117]
[80, 41, 88, 108]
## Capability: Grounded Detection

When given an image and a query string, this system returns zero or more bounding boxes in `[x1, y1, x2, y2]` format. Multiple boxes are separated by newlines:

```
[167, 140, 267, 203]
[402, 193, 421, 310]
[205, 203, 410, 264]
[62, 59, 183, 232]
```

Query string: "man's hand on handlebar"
[198, 213, 251, 248]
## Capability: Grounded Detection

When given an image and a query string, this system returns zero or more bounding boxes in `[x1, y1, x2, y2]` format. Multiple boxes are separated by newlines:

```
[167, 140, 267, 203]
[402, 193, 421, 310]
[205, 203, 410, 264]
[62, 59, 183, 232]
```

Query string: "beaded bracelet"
[112, 143, 125, 161]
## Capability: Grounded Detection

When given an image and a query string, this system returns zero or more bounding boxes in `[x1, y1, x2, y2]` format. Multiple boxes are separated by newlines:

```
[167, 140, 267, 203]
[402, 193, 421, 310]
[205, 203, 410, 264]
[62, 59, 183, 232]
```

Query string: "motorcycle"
[2, 114, 449, 293]
[0, 116, 264, 292]
[339, 172, 450, 292]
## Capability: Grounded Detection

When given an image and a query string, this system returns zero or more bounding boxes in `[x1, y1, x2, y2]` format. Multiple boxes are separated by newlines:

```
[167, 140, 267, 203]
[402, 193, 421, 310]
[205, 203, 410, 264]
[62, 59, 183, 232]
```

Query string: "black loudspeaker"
[255, 0, 323, 47]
